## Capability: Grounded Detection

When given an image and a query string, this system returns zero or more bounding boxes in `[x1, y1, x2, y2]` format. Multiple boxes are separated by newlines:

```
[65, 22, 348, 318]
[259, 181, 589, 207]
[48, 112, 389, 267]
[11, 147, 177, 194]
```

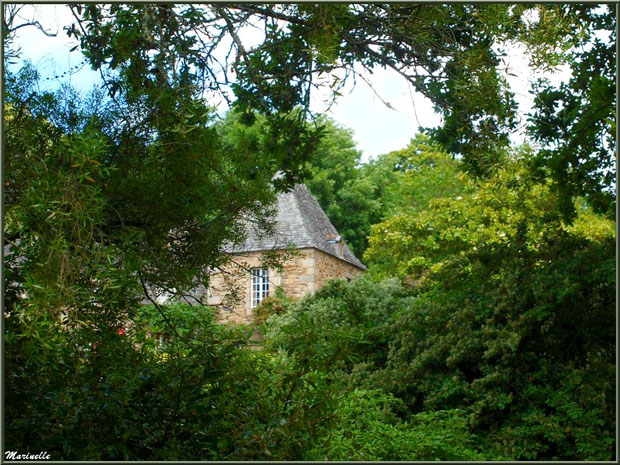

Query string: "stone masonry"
[206, 247, 363, 324]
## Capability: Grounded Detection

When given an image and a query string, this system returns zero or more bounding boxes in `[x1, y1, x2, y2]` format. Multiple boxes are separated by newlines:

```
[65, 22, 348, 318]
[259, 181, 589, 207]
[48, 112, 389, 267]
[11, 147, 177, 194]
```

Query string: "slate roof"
[227, 184, 366, 270]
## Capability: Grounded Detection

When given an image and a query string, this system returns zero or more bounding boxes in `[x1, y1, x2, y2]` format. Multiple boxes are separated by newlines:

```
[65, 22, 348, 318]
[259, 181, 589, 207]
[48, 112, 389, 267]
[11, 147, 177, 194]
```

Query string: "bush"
[305, 389, 485, 461]
[252, 289, 294, 325]
[265, 277, 414, 374]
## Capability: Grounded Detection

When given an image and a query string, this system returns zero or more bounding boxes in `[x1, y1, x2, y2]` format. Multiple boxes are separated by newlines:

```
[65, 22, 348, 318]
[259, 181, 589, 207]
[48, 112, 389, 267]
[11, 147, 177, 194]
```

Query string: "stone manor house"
[195, 184, 366, 324]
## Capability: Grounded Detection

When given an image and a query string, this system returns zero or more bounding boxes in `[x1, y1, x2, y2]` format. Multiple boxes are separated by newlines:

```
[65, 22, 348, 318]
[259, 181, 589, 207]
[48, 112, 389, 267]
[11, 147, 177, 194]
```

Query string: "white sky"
[7, 4, 571, 163]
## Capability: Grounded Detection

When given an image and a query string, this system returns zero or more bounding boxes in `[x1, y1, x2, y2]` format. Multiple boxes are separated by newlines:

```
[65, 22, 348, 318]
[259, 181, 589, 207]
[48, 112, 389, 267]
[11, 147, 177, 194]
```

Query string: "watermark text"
[5, 451, 51, 460]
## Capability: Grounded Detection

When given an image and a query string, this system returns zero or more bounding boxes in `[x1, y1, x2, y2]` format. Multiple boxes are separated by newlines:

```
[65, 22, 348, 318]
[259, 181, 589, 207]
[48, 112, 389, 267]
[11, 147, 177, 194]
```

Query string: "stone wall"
[312, 248, 361, 287]
[207, 247, 363, 324]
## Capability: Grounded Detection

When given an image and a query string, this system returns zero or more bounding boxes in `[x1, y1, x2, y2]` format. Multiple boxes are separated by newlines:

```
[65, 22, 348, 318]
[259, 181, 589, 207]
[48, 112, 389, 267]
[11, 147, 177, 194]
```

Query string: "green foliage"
[6, 302, 240, 459]
[361, 154, 615, 459]
[5, 3, 615, 461]
[2, 50, 324, 462]
[304, 117, 383, 257]
[266, 277, 413, 374]
[369, 133, 467, 217]
[528, 4, 616, 219]
[306, 390, 484, 461]
[253, 289, 294, 325]
[265, 151, 615, 461]
[305, 131, 465, 260]
[5, 301, 340, 460]
[68, 3, 580, 178]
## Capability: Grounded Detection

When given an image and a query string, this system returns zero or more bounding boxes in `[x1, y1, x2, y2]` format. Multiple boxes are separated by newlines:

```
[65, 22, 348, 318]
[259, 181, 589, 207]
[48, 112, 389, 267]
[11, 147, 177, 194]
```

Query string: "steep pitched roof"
[227, 184, 366, 270]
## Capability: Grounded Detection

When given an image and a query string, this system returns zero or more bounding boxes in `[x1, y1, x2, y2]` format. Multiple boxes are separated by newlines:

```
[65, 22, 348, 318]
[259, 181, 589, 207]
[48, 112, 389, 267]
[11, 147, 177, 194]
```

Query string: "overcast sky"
[8, 4, 571, 163]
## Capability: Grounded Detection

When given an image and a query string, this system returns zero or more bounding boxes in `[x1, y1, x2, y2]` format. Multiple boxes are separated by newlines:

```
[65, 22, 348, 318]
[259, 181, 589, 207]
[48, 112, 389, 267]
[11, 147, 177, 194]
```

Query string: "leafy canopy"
[528, 4, 616, 219]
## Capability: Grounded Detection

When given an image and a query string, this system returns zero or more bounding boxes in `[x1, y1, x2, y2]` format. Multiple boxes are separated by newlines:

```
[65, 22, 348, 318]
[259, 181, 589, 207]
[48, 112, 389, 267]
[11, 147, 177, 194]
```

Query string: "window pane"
[251, 268, 269, 308]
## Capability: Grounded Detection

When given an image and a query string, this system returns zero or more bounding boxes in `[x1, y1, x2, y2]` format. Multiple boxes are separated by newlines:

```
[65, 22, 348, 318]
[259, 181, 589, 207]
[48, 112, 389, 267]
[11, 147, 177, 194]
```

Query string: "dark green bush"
[6, 303, 338, 460]
[305, 389, 485, 461]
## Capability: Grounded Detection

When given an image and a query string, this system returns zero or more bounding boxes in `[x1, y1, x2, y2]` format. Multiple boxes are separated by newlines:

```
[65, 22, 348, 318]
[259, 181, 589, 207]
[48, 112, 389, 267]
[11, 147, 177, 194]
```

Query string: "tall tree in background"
[365, 134, 466, 217]
[305, 132, 466, 259]
[304, 117, 383, 258]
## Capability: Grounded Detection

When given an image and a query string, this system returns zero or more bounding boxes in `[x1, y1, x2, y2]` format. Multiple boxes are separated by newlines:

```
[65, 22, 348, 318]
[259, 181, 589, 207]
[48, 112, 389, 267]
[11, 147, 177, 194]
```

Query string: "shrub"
[252, 289, 294, 325]
[305, 389, 485, 461]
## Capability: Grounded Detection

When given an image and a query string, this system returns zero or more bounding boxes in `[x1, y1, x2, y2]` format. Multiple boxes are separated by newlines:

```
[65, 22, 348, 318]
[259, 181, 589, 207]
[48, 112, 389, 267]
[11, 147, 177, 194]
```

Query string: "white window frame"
[251, 268, 269, 308]
[154, 333, 169, 352]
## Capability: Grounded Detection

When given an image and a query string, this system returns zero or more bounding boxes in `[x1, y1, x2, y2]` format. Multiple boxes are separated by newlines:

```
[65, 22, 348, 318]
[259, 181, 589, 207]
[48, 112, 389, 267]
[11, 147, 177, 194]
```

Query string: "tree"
[305, 132, 466, 259]
[527, 4, 616, 220]
[68, 4, 615, 218]
[304, 118, 362, 220]
[303, 117, 383, 258]
[367, 133, 467, 217]
[67, 3, 573, 170]
[363, 152, 615, 459]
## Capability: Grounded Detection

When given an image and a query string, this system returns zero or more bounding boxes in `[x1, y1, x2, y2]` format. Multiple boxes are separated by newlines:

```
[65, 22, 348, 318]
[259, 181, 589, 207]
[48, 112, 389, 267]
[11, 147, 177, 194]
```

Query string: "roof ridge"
[291, 184, 313, 247]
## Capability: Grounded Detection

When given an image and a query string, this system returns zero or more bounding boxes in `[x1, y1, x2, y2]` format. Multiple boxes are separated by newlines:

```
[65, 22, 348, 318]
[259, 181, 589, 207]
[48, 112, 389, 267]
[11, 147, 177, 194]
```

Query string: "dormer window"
[326, 234, 344, 258]
[251, 268, 269, 308]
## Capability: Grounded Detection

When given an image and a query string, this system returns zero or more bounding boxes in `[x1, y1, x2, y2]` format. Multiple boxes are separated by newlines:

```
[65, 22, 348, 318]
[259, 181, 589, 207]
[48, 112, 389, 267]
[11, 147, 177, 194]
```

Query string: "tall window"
[251, 268, 269, 308]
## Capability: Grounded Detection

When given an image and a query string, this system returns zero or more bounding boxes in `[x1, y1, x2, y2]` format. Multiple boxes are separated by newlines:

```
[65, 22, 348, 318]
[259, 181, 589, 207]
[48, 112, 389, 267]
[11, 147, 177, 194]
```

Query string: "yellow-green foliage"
[365, 154, 614, 281]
